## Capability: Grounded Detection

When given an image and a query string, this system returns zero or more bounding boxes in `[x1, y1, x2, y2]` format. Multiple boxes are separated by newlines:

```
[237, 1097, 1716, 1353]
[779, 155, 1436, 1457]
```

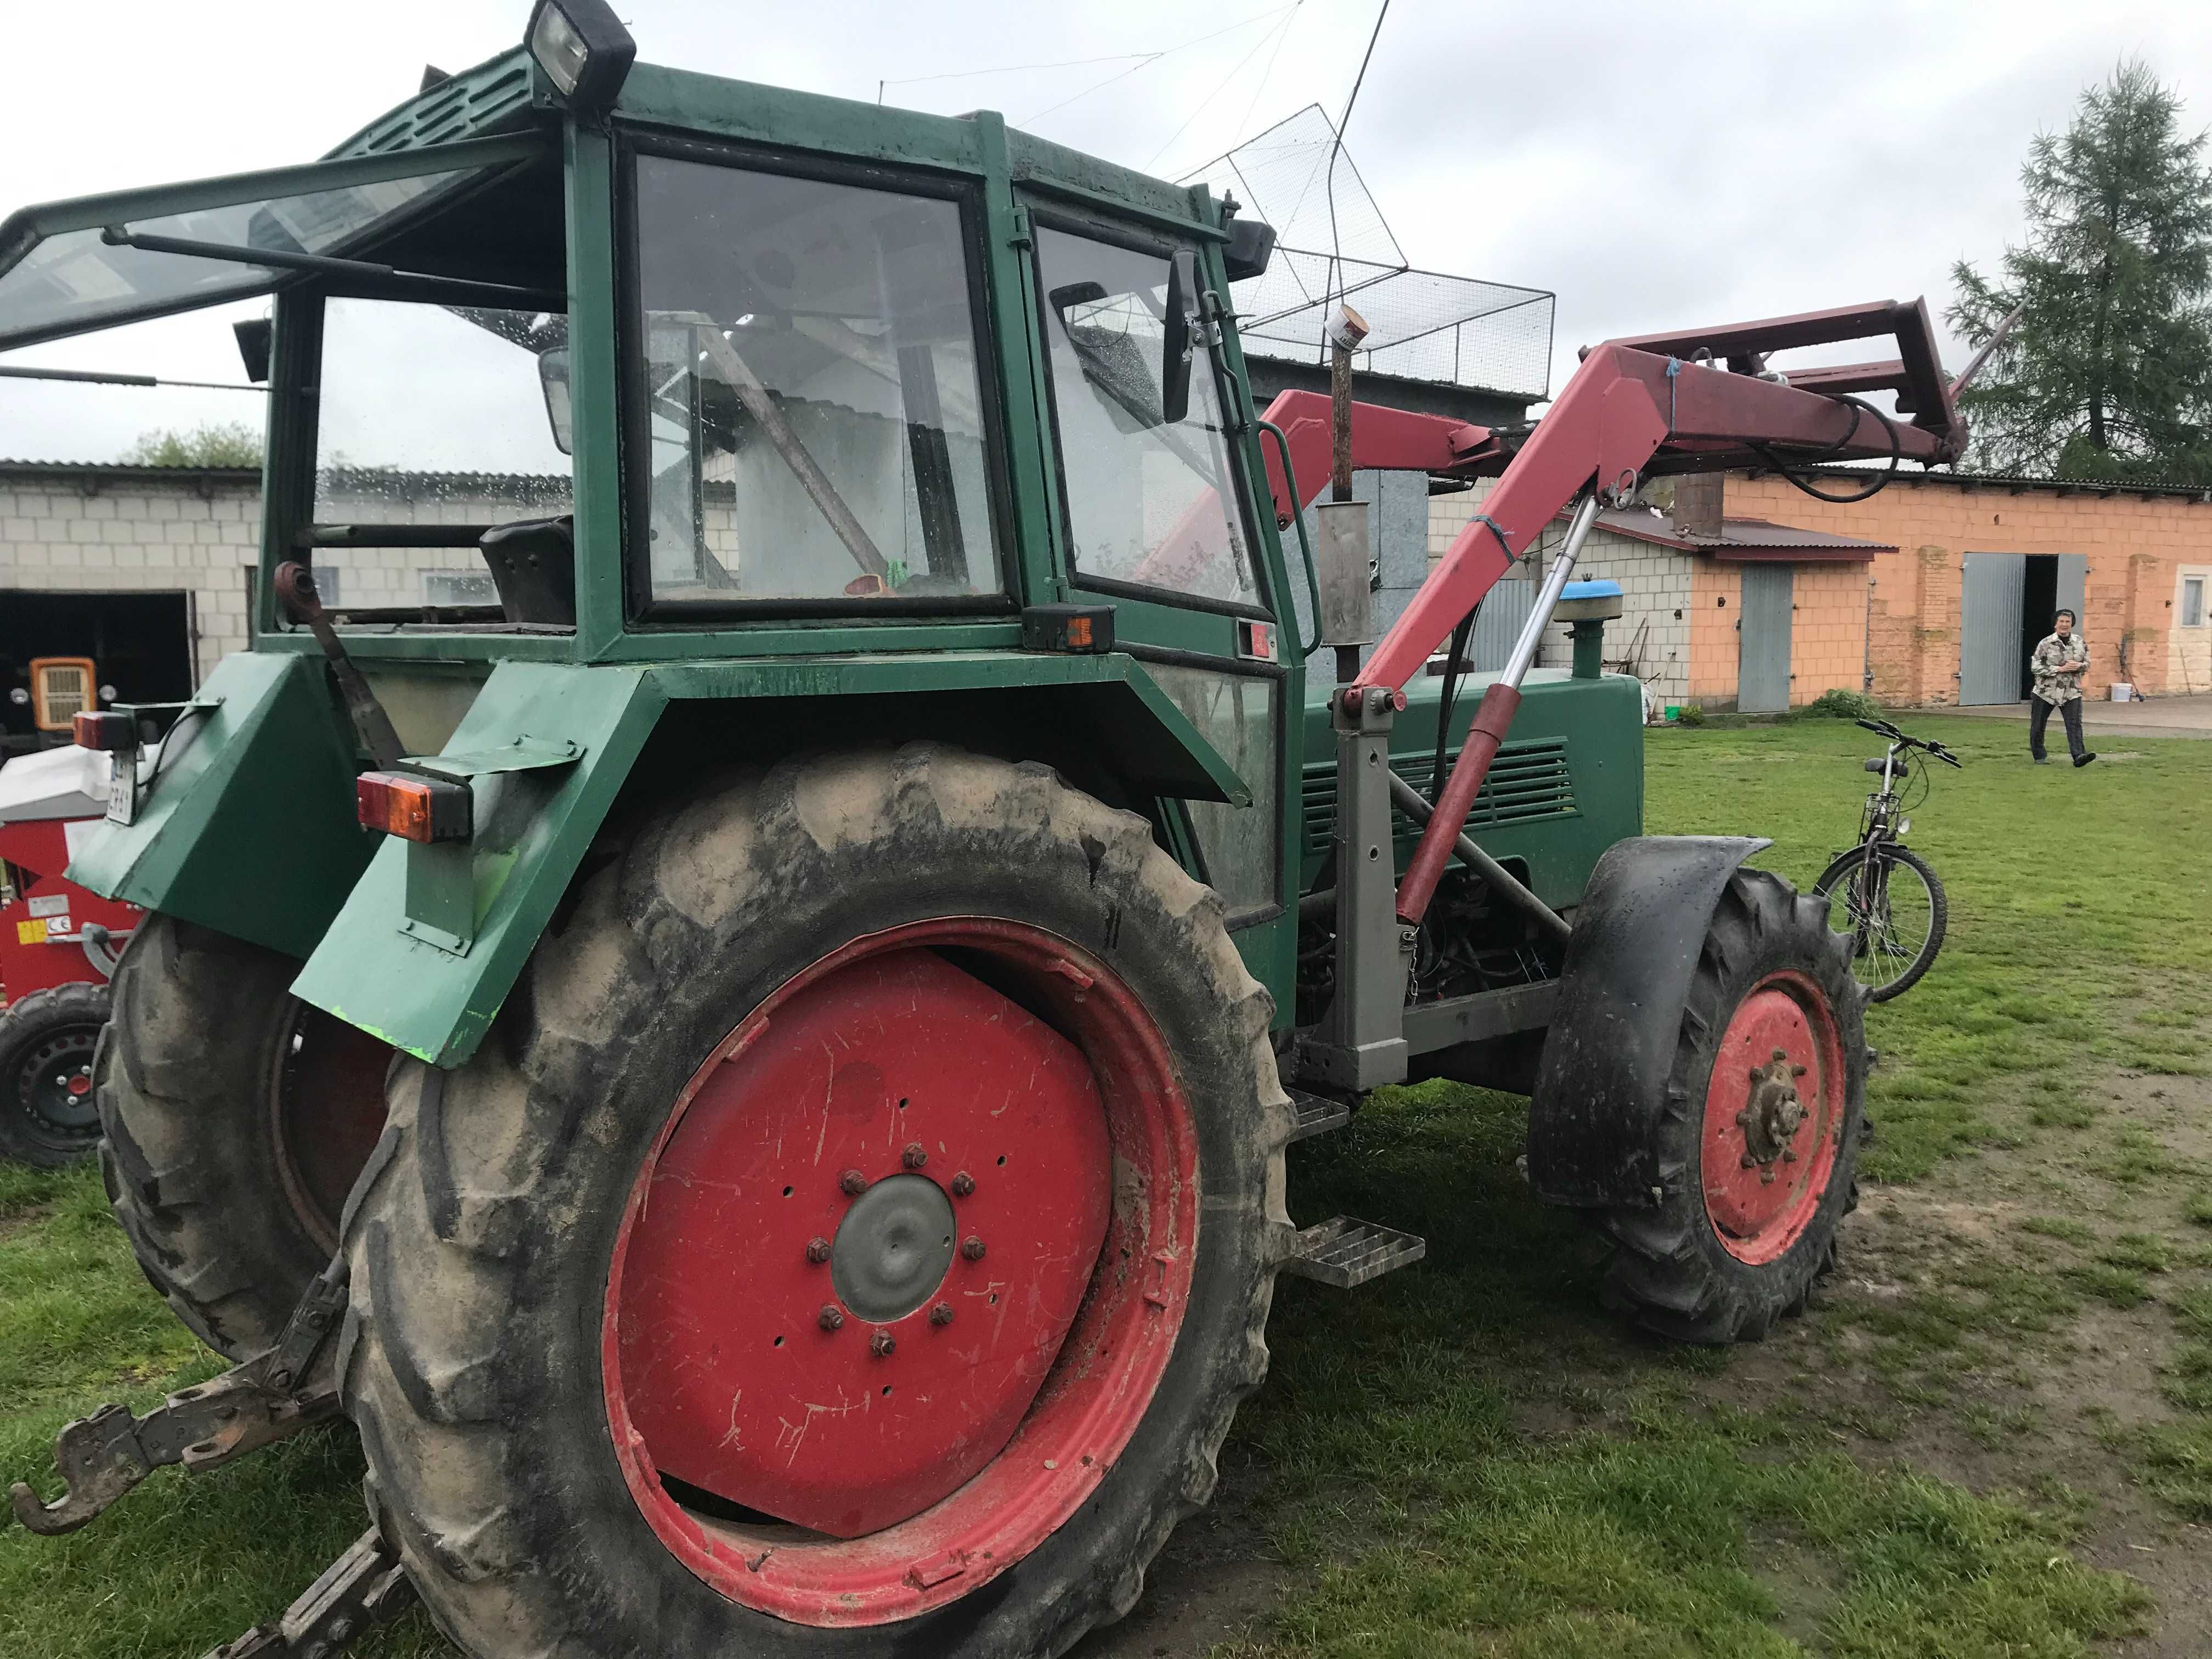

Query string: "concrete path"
[1934, 694, 2212, 741]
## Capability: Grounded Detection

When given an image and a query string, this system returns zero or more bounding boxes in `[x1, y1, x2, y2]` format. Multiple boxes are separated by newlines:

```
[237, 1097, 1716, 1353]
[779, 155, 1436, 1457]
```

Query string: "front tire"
[1594, 868, 1866, 1344]
[341, 746, 1293, 1657]
[0, 981, 109, 1167]
[1812, 842, 1946, 1002]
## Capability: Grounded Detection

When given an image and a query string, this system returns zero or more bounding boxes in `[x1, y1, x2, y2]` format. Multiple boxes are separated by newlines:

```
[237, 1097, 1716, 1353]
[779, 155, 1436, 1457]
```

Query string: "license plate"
[105, 760, 137, 826]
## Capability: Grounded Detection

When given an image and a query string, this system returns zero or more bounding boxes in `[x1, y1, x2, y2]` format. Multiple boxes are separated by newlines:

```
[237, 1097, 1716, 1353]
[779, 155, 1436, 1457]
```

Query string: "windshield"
[307, 297, 573, 619]
[631, 154, 1001, 605]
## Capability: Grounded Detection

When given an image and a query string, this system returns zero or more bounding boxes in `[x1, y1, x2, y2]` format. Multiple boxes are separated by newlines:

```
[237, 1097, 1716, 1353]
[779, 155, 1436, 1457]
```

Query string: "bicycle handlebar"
[1854, 717, 1965, 769]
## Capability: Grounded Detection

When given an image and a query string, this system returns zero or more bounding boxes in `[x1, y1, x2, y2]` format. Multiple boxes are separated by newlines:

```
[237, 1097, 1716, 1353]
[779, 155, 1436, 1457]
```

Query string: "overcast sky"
[3, 0, 2208, 464]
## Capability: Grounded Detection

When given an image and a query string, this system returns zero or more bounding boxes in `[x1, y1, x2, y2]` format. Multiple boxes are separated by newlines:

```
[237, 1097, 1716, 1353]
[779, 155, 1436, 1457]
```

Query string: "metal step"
[1285, 1088, 1352, 1142]
[1283, 1216, 1426, 1289]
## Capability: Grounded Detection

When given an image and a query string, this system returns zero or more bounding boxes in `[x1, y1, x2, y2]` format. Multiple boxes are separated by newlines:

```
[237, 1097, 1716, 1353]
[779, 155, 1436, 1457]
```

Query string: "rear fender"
[289, 652, 1246, 1069]
[1525, 834, 1771, 1209]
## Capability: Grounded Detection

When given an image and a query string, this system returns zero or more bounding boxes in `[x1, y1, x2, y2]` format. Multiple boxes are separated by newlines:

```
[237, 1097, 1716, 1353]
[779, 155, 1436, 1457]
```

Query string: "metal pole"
[1395, 491, 1601, 927]
[1500, 493, 1602, 684]
[1327, 303, 1369, 685]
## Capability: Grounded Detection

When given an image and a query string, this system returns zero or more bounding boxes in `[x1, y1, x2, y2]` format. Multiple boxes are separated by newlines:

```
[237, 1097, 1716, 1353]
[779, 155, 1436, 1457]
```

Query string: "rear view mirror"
[1160, 250, 1197, 426]
[233, 317, 272, 383]
[538, 347, 573, 455]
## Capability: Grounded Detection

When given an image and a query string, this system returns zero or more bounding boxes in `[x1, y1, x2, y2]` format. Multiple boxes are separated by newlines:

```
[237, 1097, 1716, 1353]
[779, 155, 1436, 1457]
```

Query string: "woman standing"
[2028, 608, 2097, 767]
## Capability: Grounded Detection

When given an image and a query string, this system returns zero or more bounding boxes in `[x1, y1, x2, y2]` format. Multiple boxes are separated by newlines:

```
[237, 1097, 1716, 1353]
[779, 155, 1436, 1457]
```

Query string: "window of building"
[2184, 575, 2205, 629]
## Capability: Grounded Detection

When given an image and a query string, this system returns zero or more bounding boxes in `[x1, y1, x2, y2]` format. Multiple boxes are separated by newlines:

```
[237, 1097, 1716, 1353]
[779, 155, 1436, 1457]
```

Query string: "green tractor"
[2, 5, 1980, 1652]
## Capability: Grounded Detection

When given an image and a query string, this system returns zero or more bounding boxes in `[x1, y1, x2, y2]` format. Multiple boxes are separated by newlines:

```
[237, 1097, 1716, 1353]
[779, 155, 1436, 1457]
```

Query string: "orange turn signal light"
[72, 711, 137, 752]
[356, 771, 472, 844]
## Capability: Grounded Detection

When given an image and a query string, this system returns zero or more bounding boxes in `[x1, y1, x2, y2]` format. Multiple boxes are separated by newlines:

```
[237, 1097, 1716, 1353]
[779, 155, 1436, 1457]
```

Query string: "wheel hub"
[1734, 1048, 1808, 1182]
[829, 1174, 956, 1324]
[1700, 978, 1843, 1265]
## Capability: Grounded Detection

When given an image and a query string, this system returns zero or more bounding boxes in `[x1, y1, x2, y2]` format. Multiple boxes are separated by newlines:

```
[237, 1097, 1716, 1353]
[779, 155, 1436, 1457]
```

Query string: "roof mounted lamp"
[526, 0, 636, 114]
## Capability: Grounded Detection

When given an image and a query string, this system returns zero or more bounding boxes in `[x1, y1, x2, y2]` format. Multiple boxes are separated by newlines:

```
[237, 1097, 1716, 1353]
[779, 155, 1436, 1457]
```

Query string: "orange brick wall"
[1686, 560, 1741, 702]
[1791, 562, 1872, 703]
[1682, 557, 1870, 709]
[1723, 474, 2212, 702]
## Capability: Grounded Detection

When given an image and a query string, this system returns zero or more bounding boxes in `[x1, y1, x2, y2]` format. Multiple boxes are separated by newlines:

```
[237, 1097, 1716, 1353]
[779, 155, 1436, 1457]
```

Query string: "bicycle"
[1811, 718, 1962, 1002]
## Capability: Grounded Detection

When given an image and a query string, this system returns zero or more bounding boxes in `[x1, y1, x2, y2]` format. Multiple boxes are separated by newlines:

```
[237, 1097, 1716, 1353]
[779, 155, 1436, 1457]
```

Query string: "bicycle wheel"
[1812, 843, 1946, 1002]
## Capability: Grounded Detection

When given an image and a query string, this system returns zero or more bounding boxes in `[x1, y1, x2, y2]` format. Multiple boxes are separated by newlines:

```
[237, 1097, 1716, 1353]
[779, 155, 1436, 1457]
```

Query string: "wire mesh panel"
[1182, 106, 1554, 402]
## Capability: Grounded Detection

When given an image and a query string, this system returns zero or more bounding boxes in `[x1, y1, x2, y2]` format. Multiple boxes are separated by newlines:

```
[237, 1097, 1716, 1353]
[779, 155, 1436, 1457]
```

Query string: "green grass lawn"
[2, 712, 2208, 1658]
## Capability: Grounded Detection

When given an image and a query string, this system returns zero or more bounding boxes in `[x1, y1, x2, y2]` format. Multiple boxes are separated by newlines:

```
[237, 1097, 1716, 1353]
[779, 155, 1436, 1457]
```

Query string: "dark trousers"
[2029, 695, 2085, 760]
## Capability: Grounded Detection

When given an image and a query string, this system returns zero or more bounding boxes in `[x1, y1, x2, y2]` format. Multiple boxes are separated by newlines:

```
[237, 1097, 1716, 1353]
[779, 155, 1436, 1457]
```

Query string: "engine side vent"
[1301, 737, 1575, 860]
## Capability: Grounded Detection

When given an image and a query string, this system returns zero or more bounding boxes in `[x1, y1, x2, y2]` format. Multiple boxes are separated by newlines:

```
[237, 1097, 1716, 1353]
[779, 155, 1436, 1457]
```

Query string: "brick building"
[1430, 469, 2212, 710]
[0, 459, 566, 753]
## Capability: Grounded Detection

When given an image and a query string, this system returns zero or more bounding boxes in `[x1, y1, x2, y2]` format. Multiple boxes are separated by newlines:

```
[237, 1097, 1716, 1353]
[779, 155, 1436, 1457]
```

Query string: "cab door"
[1016, 202, 1297, 1005]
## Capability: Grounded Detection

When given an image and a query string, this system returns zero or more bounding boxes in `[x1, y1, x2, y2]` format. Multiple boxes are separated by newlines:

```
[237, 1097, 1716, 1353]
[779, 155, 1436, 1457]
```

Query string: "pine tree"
[1949, 60, 2212, 482]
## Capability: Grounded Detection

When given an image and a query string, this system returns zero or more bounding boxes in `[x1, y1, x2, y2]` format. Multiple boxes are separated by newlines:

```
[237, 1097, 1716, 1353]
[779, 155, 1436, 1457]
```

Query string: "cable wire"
[1746, 393, 1903, 504]
[1323, 0, 1392, 310]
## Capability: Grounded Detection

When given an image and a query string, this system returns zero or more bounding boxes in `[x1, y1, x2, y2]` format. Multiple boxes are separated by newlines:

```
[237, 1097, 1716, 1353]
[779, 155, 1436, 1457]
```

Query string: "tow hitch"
[9, 1260, 347, 1535]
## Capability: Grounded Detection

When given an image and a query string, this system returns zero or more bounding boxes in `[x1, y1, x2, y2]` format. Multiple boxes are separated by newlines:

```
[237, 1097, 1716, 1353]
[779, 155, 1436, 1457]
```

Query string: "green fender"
[279, 651, 1246, 1067]
[65, 652, 375, 961]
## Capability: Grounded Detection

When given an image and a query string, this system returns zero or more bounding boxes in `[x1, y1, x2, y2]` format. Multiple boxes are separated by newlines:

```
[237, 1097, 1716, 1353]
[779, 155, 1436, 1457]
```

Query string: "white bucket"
[2110, 682, 2135, 702]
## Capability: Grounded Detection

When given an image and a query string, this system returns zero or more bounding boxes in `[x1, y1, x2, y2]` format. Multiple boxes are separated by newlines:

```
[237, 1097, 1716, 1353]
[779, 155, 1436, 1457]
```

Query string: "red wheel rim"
[1699, 971, 1844, 1265]
[602, 919, 1199, 1627]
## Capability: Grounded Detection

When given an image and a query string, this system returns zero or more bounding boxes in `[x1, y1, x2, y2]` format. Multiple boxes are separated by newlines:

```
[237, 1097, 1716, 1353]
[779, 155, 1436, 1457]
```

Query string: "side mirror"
[1161, 250, 1197, 426]
[233, 317, 272, 384]
[539, 347, 574, 455]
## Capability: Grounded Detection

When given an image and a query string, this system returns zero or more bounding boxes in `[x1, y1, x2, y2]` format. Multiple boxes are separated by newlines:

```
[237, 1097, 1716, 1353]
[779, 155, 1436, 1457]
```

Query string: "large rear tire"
[340, 745, 1294, 1657]
[98, 915, 392, 1359]
[0, 981, 109, 1167]
[1593, 867, 1866, 1344]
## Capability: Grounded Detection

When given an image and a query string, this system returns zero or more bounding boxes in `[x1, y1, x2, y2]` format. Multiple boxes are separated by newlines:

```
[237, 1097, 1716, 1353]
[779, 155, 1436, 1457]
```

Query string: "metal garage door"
[1961, 552, 2025, 705]
[1737, 565, 1794, 712]
[1464, 572, 1536, 672]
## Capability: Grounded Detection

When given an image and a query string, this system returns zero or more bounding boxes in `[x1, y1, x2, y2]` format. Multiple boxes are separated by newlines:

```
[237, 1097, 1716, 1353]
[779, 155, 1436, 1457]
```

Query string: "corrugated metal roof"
[1803, 465, 2212, 502]
[0, 458, 258, 483]
[1585, 506, 1892, 561]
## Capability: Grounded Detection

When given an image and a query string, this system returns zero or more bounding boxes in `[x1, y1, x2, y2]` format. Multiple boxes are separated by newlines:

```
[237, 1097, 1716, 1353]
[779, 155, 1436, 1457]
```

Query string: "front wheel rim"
[602, 918, 1199, 1627]
[1699, 971, 1845, 1265]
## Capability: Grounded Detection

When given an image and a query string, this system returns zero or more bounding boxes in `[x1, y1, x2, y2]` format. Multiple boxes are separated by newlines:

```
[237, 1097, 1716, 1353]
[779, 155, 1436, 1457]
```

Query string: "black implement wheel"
[1594, 868, 1867, 1344]
[0, 982, 110, 1166]
[98, 915, 392, 1359]
[1812, 842, 1946, 1003]
[341, 745, 1293, 1658]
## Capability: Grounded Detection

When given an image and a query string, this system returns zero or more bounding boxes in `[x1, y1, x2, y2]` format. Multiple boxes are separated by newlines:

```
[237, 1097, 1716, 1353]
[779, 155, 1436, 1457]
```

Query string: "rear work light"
[357, 772, 473, 844]
[72, 710, 137, 752]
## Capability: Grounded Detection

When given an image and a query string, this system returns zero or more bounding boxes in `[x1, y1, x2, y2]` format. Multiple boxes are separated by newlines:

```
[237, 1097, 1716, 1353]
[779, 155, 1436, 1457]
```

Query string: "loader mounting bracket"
[9, 1262, 347, 1535]
[200, 1526, 417, 1659]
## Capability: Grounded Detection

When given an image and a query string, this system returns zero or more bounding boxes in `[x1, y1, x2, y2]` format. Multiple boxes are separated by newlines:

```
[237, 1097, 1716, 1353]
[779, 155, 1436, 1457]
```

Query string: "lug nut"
[840, 1169, 869, 1196]
[805, 1236, 832, 1265]
[870, 1330, 896, 1358]
[962, 1235, 987, 1262]
[818, 1304, 845, 1331]
[902, 1142, 928, 1170]
[950, 1171, 975, 1198]
[930, 1302, 955, 1327]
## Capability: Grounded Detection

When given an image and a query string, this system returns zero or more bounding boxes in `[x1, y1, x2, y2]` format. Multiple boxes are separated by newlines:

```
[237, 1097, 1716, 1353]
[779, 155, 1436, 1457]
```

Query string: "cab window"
[1034, 224, 1260, 611]
[629, 154, 1002, 607]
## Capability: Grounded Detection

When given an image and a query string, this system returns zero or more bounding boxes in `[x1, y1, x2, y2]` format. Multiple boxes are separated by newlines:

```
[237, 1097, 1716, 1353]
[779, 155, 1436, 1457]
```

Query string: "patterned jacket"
[2030, 631, 2088, 705]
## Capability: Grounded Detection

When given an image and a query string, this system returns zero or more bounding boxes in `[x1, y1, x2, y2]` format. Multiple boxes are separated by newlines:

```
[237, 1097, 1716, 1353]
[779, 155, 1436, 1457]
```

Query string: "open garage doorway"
[1, 591, 193, 755]
[1960, 552, 2086, 704]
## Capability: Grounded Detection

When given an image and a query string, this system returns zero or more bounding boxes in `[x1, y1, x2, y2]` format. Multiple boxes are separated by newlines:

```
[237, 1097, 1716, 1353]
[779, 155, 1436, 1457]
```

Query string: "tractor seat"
[479, 515, 578, 627]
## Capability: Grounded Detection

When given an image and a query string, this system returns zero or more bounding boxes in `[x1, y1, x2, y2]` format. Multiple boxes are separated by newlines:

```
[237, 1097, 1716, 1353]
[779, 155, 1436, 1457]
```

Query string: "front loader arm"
[1300, 297, 1967, 925]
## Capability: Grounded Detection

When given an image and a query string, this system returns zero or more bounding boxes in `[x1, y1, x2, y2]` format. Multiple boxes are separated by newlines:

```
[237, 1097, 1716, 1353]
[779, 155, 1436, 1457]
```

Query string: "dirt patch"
[0, 1204, 52, 1244]
[1073, 1449, 1295, 1658]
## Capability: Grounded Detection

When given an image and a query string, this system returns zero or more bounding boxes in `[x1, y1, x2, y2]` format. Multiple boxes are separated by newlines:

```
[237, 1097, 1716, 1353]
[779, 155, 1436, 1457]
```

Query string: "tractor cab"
[2, 36, 1344, 1045]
